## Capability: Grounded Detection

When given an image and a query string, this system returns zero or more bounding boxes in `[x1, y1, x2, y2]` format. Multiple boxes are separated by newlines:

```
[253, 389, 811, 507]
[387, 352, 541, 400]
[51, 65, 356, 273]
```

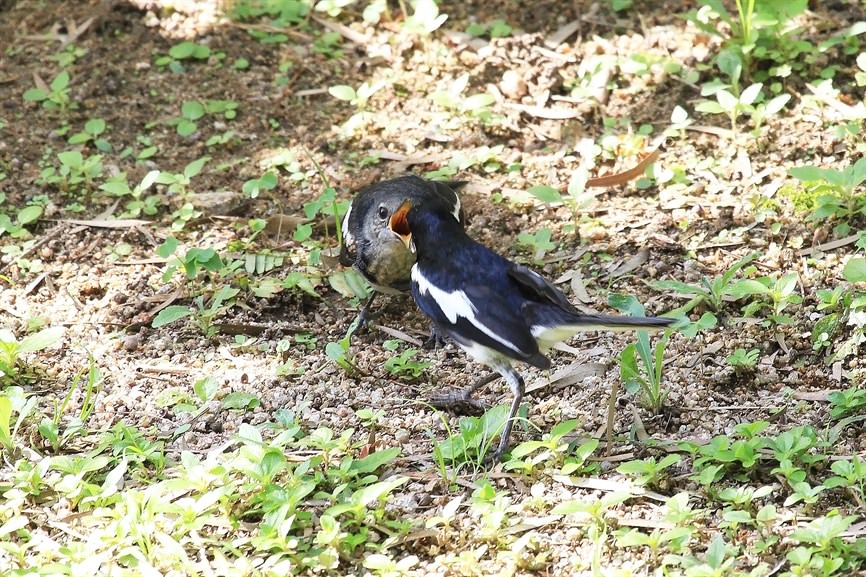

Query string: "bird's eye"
[377, 206, 388, 219]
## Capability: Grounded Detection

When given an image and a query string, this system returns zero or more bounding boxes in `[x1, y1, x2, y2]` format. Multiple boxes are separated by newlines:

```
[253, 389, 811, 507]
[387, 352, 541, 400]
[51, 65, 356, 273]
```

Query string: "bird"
[339, 175, 465, 329]
[387, 194, 675, 461]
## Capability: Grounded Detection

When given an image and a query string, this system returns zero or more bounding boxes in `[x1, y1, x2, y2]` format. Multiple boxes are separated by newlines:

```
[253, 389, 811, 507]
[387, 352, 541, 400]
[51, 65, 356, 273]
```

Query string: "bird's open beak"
[388, 200, 414, 253]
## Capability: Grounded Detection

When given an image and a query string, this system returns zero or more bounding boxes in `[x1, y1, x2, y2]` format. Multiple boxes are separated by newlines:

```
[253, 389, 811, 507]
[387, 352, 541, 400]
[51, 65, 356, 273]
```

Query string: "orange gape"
[389, 201, 412, 238]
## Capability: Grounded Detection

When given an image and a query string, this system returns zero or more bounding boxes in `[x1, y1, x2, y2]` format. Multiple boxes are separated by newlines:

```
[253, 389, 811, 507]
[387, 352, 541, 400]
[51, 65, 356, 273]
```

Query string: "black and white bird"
[387, 194, 674, 461]
[339, 176, 464, 327]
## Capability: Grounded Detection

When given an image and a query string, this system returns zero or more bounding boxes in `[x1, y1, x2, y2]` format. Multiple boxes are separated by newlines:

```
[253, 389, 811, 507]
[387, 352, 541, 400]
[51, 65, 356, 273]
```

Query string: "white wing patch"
[412, 266, 475, 323]
[341, 202, 354, 247]
[451, 195, 461, 222]
[412, 265, 523, 354]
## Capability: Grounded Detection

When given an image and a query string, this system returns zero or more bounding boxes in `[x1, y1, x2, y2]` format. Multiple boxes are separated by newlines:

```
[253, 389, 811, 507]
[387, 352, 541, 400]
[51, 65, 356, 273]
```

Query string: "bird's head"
[388, 199, 415, 254]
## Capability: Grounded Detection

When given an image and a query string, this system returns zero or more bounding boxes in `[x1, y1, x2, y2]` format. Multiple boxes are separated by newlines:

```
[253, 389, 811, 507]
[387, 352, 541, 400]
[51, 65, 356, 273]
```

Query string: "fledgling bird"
[388, 195, 675, 461]
[339, 175, 464, 327]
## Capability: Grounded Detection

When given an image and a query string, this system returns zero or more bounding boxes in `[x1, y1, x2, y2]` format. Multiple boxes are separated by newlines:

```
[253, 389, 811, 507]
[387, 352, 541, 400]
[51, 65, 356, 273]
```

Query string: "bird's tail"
[525, 304, 674, 349]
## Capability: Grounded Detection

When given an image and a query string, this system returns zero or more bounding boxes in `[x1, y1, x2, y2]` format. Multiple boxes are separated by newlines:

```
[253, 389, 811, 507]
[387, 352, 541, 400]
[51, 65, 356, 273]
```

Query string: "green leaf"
[706, 535, 728, 569]
[183, 156, 209, 178]
[151, 305, 192, 328]
[181, 100, 206, 120]
[193, 376, 218, 401]
[608, 293, 645, 317]
[18, 327, 64, 354]
[739, 83, 763, 106]
[85, 118, 106, 135]
[526, 185, 562, 203]
[16, 205, 42, 225]
[223, 392, 260, 410]
[350, 447, 400, 474]
[176, 120, 197, 136]
[0, 395, 13, 449]
[58, 150, 83, 167]
[50, 71, 70, 91]
[695, 100, 725, 114]
[723, 279, 769, 299]
[328, 85, 357, 101]
[462, 93, 495, 111]
[843, 257, 866, 283]
[23, 88, 48, 102]
[156, 236, 178, 258]
[764, 94, 790, 115]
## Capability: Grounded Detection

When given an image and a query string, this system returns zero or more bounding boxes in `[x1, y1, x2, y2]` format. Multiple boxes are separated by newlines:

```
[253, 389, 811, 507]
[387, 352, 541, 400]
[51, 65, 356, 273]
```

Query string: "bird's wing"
[507, 262, 578, 312]
[427, 180, 465, 224]
[412, 267, 544, 365]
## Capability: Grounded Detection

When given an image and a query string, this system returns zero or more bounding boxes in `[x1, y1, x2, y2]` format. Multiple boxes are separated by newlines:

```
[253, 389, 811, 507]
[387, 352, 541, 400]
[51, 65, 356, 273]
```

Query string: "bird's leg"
[490, 370, 524, 463]
[422, 323, 448, 349]
[429, 372, 499, 415]
[356, 293, 379, 329]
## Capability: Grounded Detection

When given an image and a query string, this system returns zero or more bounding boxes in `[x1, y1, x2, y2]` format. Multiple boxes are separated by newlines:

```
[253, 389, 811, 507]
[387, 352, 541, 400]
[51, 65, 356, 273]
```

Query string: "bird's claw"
[422, 332, 448, 349]
[428, 393, 486, 416]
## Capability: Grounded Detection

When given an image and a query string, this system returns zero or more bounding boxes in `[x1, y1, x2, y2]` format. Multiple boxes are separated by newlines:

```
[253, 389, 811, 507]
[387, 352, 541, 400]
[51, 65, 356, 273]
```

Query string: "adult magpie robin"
[339, 176, 464, 327]
[388, 195, 674, 461]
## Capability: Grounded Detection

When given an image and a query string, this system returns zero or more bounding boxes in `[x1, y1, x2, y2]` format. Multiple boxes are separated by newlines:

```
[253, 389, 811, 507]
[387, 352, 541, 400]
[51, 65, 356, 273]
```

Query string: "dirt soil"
[1, 0, 866, 575]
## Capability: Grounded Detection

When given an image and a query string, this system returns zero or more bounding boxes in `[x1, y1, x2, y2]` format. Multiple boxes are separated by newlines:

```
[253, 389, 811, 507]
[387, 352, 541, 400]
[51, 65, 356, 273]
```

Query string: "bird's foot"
[422, 331, 448, 350]
[428, 392, 486, 416]
[484, 436, 511, 465]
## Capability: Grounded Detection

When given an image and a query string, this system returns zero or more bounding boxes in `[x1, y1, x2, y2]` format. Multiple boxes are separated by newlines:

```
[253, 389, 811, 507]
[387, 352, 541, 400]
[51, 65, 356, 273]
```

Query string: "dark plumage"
[388, 194, 674, 461]
[339, 176, 464, 326]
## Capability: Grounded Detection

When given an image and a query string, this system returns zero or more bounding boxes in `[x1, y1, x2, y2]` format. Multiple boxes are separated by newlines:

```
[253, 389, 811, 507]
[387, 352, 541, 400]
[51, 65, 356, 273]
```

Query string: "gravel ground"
[2, 0, 866, 573]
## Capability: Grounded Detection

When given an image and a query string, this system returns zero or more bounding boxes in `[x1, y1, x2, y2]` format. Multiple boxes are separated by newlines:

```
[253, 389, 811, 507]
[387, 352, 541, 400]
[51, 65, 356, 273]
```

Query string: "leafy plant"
[23, 71, 74, 112]
[516, 228, 556, 263]
[38, 356, 102, 451]
[154, 156, 209, 197]
[155, 40, 211, 72]
[382, 340, 430, 380]
[0, 326, 65, 385]
[37, 150, 104, 198]
[811, 257, 866, 361]
[503, 419, 588, 473]
[696, 82, 789, 137]
[152, 285, 240, 336]
[0, 387, 39, 454]
[616, 454, 681, 488]
[726, 348, 760, 372]
[610, 294, 671, 413]
[433, 404, 513, 469]
[68, 118, 111, 151]
[99, 169, 161, 218]
[726, 272, 802, 325]
[465, 19, 512, 38]
[651, 251, 759, 318]
[788, 158, 866, 233]
[827, 387, 866, 420]
[689, 0, 808, 81]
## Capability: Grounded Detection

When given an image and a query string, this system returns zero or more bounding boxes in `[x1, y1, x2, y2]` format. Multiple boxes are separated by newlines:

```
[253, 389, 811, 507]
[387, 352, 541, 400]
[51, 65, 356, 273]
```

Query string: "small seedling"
[516, 228, 555, 263]
[156, 40, 211, 72]
[23, 71, 74, 112]
[38, 150, 104, 198]
[726, 348, 760, 372]
[99, 170, 161, 218]
[827, 387, 866, 420]
[0, 326, 65, 385]
[616, 454, 681, 488]
[382, 340, 430, 380]
[788, 158, 866, 233]
[610, 294, 670, 414]
[68, 118, 111, 151]
[503, 419, 587, 472]
[651, 251, 759, 317]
